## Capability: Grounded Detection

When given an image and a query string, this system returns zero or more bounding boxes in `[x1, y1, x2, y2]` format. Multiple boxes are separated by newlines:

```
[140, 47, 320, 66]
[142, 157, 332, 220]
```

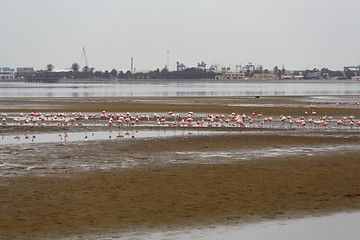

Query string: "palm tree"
[273, 66, 279, 75]
[46, 64, 54, 72]
[110, 69, 118, 79]
[82, 66, 89, 72]
[81, 66, 90, 79]
[258, 65, 263, 74]
[117, 71, 125, 79]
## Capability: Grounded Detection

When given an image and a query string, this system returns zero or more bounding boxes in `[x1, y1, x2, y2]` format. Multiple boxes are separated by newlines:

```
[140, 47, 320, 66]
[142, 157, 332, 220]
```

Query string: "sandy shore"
[1, 96, 360, 239]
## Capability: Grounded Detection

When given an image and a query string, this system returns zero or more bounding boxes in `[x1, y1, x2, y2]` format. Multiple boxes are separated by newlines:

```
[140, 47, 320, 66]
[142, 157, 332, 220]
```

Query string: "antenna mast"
[82, 47, 89, 67]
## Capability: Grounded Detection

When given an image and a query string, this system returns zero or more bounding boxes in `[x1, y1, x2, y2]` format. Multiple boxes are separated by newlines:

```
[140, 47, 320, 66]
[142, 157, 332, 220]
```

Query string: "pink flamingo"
[288, 119, 294, 128]
[323, 121, 328, 130]
[13, 117, 21, 123]
[281, 116, 287, 127]
[337, 119, 343, 130]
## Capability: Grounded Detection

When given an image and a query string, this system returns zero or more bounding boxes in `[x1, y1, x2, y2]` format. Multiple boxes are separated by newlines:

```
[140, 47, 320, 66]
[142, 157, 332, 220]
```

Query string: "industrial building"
[252, 73, 274, 80]
[176, 62, 186, 72]
[197, 62, 207, 70]
[215, 72, 246, 80]
[16, 67, 35, 73]
[242, 63, 256, 71]
[344, 66, 360, 72]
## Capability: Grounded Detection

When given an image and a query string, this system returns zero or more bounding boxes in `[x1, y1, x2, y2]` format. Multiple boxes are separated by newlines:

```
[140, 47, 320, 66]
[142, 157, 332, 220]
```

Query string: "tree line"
[33, 63, 217, 80]
[17, 63, 359, 82]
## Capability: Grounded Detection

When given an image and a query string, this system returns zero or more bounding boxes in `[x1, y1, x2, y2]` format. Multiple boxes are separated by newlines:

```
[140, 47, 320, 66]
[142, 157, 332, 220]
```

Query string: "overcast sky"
[1, 0, 360, 71]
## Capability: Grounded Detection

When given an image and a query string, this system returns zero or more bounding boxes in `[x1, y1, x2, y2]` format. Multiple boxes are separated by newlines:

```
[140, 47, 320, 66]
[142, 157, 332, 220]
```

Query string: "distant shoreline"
[1, 78, 359, 84]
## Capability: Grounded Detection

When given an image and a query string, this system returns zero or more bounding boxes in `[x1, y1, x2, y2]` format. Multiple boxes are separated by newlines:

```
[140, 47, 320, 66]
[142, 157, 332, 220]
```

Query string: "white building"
[0, 67, 16, 80]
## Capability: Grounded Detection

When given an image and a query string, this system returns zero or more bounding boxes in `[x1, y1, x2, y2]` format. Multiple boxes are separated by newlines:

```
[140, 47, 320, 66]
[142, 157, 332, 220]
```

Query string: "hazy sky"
[1, 0, 360, 71]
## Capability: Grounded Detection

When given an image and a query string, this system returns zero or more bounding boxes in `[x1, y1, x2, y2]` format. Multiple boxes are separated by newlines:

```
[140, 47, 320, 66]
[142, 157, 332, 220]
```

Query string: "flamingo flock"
[1, 104, 360, 131]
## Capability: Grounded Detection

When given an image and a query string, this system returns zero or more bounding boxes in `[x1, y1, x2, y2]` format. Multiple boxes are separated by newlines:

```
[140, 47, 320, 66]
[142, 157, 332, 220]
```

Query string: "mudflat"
[1, 96, 360, 239]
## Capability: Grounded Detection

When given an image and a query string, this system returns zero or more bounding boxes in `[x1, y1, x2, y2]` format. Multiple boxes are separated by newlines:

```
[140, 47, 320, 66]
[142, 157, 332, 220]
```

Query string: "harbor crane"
[82, 47, 89, 68]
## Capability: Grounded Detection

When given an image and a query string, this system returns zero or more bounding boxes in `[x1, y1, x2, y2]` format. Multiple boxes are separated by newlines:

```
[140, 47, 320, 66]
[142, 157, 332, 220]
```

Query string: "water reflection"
[0, 129, 206, 144]
[133, 212, 360, 240]
[1, 81, 360, 97]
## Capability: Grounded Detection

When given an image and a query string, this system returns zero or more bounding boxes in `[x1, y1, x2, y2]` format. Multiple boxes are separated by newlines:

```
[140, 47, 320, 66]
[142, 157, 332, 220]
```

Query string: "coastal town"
[1, 62, 360, 82]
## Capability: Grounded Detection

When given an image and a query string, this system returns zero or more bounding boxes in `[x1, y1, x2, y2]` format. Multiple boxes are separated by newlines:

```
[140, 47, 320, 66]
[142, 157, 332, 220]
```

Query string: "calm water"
[0, 81, 359, 97]
[132, 212, 360, 240]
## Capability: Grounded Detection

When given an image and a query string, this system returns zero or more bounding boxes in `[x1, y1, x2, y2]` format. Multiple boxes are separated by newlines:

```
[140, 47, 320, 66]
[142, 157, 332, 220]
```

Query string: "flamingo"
[160, 117, 166, 125]
[235, 118, 243, 128]
[260, 120, 264, 127]
[13, 117, 21, 123]
[289, 119, 294, 128]
[337, 119, 343, 129]
[301, 120, 306, 130]
[268, 117, 273, 127]
[323, 121, 328, 130]
[281, 116, 287, 127]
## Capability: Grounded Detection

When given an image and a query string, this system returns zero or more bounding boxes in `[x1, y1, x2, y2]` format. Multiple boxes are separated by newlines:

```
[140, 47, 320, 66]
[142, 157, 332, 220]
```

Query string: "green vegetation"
[17, 63, 218, 82]
[46, 64, 54, 72]
[13, 63, 360, 83]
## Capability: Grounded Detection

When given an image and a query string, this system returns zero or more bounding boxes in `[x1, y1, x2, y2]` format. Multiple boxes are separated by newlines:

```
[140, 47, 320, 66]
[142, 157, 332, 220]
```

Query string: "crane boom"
[82, 47, 89, 67]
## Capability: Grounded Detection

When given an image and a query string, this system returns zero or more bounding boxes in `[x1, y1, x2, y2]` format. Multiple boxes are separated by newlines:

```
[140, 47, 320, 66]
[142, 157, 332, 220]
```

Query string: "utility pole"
[166, 51, 170, 70]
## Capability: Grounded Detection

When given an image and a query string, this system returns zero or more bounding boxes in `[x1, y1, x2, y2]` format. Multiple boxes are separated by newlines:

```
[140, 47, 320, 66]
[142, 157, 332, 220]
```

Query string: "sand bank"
[1, 133, 360, 239]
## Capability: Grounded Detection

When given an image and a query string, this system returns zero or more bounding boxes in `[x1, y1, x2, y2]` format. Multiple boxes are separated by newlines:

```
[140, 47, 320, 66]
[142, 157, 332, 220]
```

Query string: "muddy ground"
[0, 96, 360, 239]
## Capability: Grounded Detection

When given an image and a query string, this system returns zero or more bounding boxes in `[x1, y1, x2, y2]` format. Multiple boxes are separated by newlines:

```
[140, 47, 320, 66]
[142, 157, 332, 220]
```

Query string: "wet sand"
[1, 96, 359, 116]
[1, 96, 360, 239]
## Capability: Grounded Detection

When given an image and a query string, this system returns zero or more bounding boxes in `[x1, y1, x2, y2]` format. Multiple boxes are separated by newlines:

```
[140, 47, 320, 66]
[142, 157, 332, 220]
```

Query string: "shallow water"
[2, 109, 359, 135]
[117, 211, 360, 240]
[0, 129, 227, 177]
[1, 129, 359, 177]
[1, 122, 358, 145]
[2, 82, 359, 239]
[1, 81, 360, 97]
[0, 129, 203, 144]
[173, 142, 359, 164]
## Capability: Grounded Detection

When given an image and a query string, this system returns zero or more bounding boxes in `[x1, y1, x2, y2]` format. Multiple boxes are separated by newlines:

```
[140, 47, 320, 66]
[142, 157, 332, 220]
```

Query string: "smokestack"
[131, 57, 133, 71]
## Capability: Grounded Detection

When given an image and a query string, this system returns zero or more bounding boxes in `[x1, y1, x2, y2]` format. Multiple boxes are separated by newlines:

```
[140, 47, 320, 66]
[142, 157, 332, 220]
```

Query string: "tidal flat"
[1, 95, 360, 239]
